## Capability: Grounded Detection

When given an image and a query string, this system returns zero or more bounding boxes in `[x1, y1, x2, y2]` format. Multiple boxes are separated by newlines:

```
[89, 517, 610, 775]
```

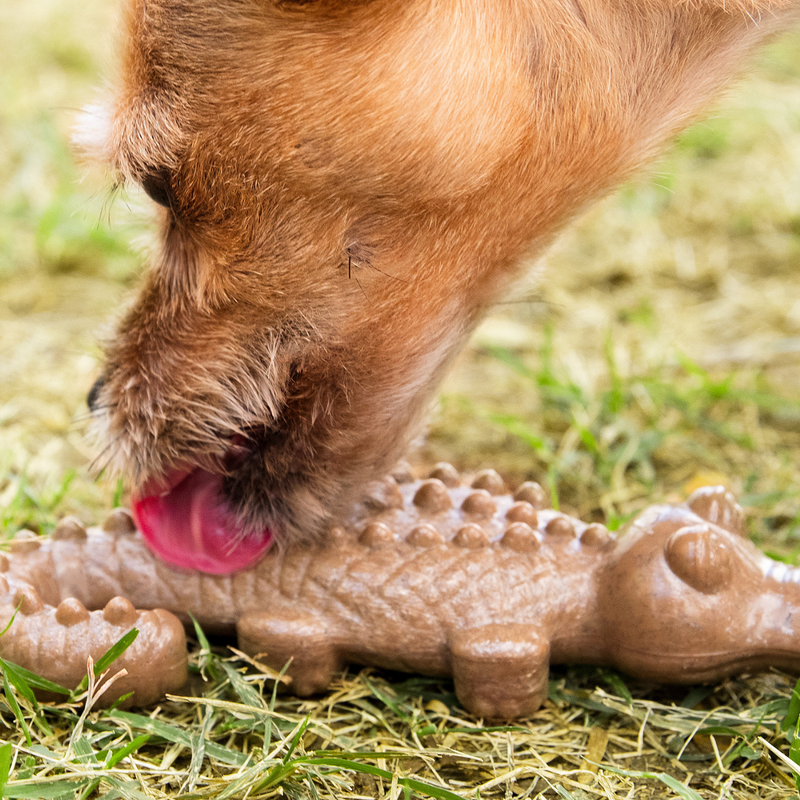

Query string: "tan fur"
[82, 0, 799, 541]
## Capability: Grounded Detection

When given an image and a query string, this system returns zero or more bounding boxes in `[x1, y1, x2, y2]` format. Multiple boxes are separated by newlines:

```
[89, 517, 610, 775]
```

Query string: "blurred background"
[2, 0, 800, 556]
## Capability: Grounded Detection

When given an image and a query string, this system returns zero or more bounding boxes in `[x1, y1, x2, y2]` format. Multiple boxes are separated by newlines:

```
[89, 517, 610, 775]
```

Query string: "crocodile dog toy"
[1, 468, 797, 719]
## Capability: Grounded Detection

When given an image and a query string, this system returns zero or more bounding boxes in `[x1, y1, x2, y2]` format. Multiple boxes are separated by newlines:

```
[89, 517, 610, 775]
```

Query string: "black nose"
[141, 168, 174, 209]
[87, 375, 106, 412]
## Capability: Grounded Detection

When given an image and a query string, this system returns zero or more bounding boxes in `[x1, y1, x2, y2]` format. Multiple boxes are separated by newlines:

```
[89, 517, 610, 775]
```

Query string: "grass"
[4, 639, 800, 800]
[3, 642, 800, 799]
[2, 0, 800, 796]
[433, 330, 800, 554]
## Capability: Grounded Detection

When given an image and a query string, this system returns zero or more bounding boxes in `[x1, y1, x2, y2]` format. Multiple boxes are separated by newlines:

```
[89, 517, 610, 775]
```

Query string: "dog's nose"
[141, 169, 173, 209]
[87, 375, 106, 412]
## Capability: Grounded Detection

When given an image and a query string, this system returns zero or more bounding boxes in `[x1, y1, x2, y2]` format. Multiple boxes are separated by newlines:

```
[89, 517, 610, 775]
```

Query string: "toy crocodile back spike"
[1, 465, 797, 719]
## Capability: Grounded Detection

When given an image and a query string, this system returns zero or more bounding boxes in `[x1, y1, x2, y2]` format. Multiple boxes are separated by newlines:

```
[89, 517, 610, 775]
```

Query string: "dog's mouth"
[131, 465, 273, 574]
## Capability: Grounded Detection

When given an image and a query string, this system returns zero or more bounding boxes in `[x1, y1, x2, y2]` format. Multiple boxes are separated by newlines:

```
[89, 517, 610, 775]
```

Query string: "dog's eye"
[141, 169, 174, 209]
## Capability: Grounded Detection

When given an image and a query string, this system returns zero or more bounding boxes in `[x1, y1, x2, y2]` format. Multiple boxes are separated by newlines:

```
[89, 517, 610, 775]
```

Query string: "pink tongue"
[132, 469, 272, 574]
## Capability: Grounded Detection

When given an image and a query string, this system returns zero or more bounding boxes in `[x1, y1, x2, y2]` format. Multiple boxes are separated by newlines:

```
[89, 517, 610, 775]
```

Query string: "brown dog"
[77, 0, 798, 572]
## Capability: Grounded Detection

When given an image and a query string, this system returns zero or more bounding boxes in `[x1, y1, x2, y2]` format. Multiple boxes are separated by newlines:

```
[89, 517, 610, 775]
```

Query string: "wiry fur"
[81, 0, 799, 541]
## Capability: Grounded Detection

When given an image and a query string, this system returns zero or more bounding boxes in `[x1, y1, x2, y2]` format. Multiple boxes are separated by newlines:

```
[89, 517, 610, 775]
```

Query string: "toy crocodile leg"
[236, 610, 343, 696]
[0, 575, 188, 707]
[449, 624, 550, 720]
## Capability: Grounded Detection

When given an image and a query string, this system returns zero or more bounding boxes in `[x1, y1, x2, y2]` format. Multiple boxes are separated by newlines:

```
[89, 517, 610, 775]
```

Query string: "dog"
[77, 0, 799, 573]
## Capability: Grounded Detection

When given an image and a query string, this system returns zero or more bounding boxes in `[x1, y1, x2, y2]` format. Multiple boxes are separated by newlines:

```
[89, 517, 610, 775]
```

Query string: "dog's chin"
[132, 466, 273, 574]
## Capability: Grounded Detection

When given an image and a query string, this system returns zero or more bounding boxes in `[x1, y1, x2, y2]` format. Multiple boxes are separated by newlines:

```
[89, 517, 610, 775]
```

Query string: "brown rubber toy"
[0, 468, 796, 718]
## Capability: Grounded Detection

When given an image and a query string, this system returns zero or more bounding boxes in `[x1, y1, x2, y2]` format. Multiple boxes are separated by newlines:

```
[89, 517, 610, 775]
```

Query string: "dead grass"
[2, 1, 800, 797]
[4, 644, 800, 799]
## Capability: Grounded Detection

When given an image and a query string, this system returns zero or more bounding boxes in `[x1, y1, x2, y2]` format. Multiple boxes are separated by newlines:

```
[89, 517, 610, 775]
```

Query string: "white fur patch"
[72, 103, 112, 162]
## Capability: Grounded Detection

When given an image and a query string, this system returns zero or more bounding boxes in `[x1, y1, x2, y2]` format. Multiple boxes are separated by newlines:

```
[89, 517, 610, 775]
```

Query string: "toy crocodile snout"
[2, 469, 800, 719]
[601, 492, 800, 685]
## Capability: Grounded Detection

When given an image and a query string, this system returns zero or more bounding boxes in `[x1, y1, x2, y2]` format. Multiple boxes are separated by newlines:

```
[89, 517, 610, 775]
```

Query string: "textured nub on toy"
[239, 475, 800, 719]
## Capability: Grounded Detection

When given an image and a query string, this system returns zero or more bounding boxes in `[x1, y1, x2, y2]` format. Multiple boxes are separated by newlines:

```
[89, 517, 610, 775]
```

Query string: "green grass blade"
[3, 780, 91, 798]
[189, 614, 211, 652]
[189, 614, 222, 682]
[112, 479, 124, 508]
[264, 659, 292, 757]
[485, 412, 551, 455]
[74, 628, 138, 694]
[365, 678, 412, 723]
[3, 673, 32, 747]
[103, 734, 151, 768]
[2, 679, 61, 744]
[282, 714, 311, 764]
[182, 706, 212, 794]
[44, 469, 75, 513]
[0, 741, 12, 798]
[654, 773, 705, 800]
[107, 691, 135, 711]
[0, 600, 23, 639]
[256, 762, 299, 792]
[483, 345, 538, 383]
[0, 660, 36, 706]
[70, 736, 98, 765]
[76, 778, 102, 800]
[100, 776, 156, 800]
[108, 710, 247, 766]
[218, 659, 264, 708]
[93, 629, 138, 675]
[600, 671, 633, 704]
[574, 422, 600, 456]
[789, 724, 800, 791]
[0, 659, 68, 697]
[782, 676, 800, 732]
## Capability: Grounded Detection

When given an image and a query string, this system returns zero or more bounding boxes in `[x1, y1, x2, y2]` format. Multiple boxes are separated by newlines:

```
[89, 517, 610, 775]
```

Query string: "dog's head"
[80, 0, 778, 572]
[79, 0, 541, 571]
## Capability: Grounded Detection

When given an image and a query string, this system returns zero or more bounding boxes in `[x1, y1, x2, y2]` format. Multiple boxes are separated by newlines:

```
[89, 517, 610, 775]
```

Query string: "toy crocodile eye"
[665, 524, 732, 594]
[141, 168, 174, 209]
